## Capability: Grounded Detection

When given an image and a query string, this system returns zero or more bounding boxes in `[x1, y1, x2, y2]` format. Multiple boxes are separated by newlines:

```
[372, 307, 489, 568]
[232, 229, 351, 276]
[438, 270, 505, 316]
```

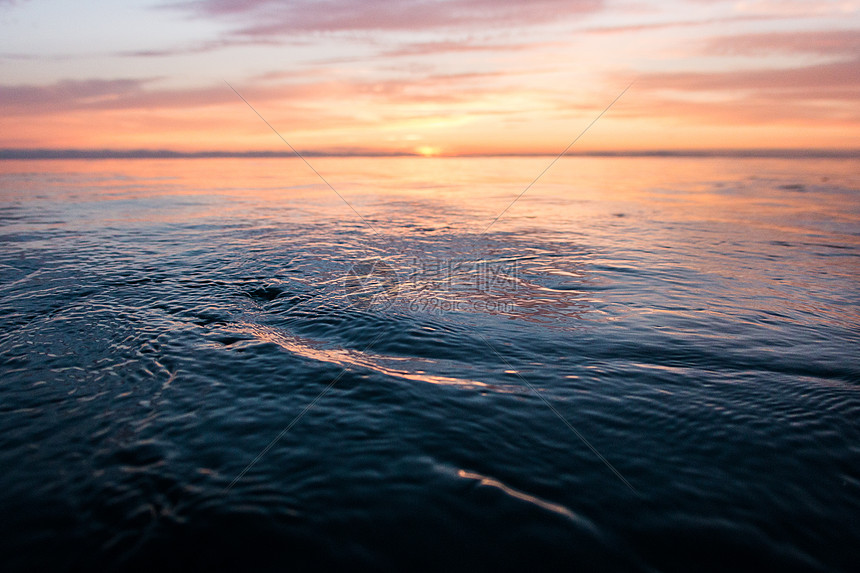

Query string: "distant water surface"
[0, 157, 858, 571]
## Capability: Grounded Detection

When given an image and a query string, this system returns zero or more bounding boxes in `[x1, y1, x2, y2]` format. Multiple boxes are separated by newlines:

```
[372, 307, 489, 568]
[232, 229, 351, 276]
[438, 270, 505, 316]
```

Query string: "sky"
[1, 0, 858, 155]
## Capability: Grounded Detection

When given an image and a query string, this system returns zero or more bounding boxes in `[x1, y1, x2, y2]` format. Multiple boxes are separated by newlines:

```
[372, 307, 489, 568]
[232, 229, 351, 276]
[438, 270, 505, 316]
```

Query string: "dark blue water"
[1, 157, 858, 571]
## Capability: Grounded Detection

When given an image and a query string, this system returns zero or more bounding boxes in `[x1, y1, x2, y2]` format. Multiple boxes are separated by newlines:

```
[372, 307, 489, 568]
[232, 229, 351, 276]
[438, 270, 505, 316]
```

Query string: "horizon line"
[1, 148, 859, 160]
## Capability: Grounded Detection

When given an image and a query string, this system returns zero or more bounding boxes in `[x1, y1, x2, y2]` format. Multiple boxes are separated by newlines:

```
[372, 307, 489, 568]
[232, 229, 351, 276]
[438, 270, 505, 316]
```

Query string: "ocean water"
[0, 156, 858, 571]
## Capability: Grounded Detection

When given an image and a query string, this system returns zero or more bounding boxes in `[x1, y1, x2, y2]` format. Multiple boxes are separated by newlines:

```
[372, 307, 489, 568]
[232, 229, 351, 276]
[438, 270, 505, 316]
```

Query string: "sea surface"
[1, 156, 858, 571]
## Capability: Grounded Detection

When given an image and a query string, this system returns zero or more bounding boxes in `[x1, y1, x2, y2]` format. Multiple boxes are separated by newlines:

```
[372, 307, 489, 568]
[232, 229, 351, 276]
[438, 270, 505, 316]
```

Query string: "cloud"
[124, 1, 598, 58]
[638, 58, 860, 95]
[701, 28, 860, 56]
[584, 14, 773, 35]
[727, 0, 858, 18]
[380, 38, 539, 57]
[172, 0, 603, 35]
[0, 79, 151, 112]
[617, 22, 860, 126]
[0, 70, 531, 117]
[624, 58, 860, 124]
[0, 70, 554, 152]
[629, 94, 859, 125]
[0, 78, 281, 115]
[114, 34, 295, 58]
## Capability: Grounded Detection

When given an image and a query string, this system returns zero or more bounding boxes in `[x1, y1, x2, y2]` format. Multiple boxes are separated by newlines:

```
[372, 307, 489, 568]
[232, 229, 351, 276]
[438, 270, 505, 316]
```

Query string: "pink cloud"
[0, 79, 150, 112]
[380, 38, 540, 58]
[622, 58, 860, 125]
[585, 14, 774, 35]
[725, 0, 858, 18]
[702, 28, 860, 56]
[173, 0, 603, 34]
[639, 58, 860, 94]
[0, 78, 288, 115]
[0, 70, 521, 117]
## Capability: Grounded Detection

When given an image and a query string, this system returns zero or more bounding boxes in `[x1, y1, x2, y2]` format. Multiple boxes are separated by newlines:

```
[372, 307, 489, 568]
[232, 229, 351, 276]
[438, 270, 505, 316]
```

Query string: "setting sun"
[416, 146, 441, 157]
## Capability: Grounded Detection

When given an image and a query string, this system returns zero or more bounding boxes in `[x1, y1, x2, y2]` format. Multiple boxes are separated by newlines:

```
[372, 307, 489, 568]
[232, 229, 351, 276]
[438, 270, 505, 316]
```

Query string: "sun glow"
[416, 146, 441, 157]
